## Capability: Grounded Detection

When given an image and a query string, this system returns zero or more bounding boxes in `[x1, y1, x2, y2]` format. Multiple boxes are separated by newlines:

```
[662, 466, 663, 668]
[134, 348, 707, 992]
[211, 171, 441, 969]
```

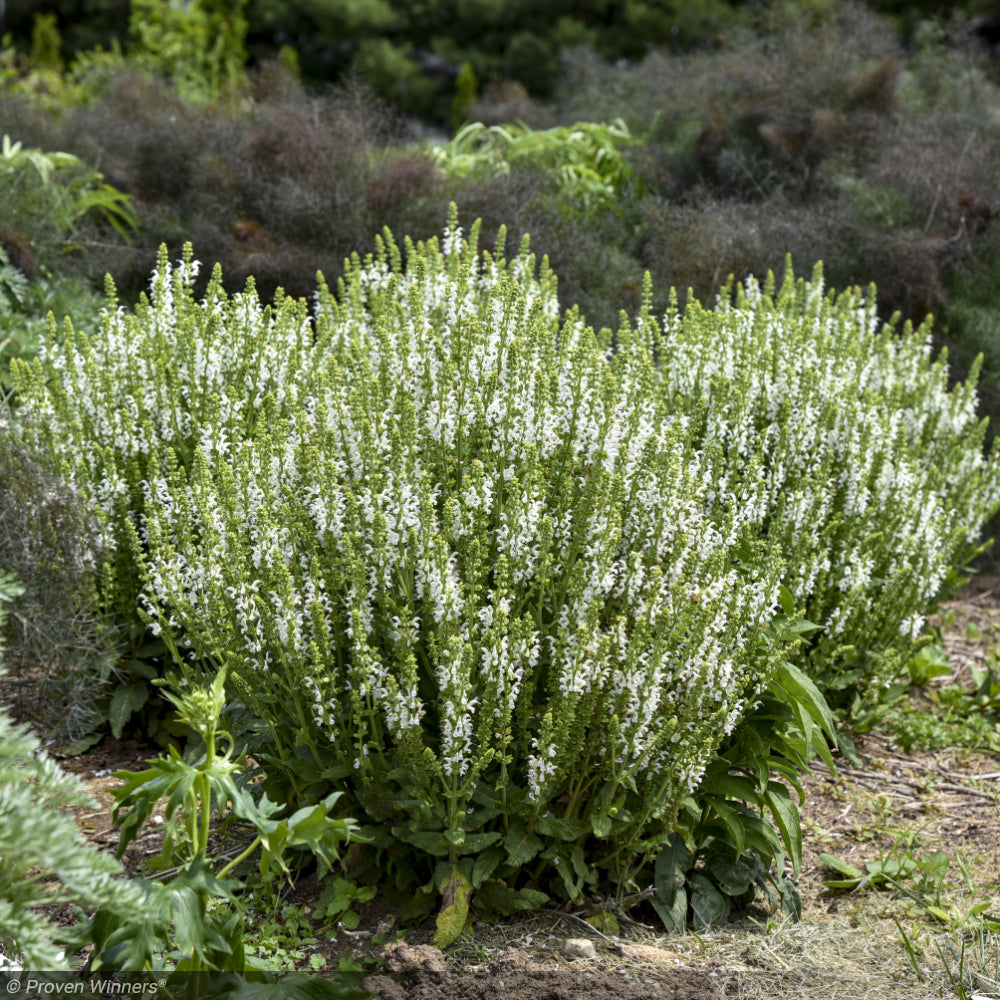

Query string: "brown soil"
[4, 578, 1000, 1000]
[363, 944, 724, 1000]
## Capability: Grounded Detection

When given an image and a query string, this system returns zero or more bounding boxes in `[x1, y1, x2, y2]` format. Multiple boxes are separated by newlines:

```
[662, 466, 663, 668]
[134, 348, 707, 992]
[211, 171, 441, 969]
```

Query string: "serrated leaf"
[471, 845, 506, 886]
[533, 813, 589, 841]
[109, 680, 149, 739]
[455, 829, 503, 855]
[393, 828, 450, 857]
[503, 821, 543, 866]
[591, 812, 612, 838]
[473, 880, 548, 918]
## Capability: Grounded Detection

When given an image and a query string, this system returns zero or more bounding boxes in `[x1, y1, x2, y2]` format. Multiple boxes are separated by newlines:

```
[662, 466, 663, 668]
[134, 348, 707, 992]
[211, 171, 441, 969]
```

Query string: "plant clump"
[11, 210, 1000, 938]
[633, 264, 1000, 710]
[13, 215, 789, 937]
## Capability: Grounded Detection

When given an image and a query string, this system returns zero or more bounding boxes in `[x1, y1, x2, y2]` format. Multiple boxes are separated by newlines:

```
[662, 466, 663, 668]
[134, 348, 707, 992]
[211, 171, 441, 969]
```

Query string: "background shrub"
[0, 414, 115, 743]
[0, 571, 147, 971]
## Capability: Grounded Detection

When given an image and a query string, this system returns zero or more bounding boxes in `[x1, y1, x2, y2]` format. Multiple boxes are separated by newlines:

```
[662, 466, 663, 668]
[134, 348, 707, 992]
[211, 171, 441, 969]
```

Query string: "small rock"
[619, 943, 684, 964]
[381, 942, 448, 978]
[562, 938, 597, 959]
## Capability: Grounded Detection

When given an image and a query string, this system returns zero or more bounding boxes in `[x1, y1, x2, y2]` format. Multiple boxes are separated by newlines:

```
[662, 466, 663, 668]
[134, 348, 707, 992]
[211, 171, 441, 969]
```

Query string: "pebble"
[562, 938, 598, 959]
[619, 943, 685, 964]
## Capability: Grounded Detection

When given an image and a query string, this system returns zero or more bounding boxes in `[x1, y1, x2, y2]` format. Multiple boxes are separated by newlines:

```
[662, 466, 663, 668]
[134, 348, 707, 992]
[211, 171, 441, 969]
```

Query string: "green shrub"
[15, 216, 789, 939]
[0, 133, 138, 267]
[16, 212, 997, 935]
[11, 244, 333, 735]
[1, 262, 106, 397]
[129, 0, 249, 102]
[632, 263, 1000, 710]
[430, 118, 642, 217]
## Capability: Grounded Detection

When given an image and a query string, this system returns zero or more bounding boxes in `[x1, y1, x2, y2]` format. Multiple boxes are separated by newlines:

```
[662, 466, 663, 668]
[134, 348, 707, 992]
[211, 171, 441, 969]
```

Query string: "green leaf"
[699, 771, 760, 804]
[109, 680, 149, 739]
[654, 835, 692, 902]
[455, 830, 503, 855]
[470, 845, 506, 887]
[503, 821, 544, 866]
[533, 813, 589, 840]
[689, 872, 727, 930]
[701, 798, 748, 856]
[393, 828, 450, 857]
[433, 869, 472, 948]
[763, 781, 802, 876]
[473, 881, 548, 918]
[819, 853, 865, 880]
[650, 887, 687, 933]
[591, 812, 612, 838]
[652, 834, 692, 932]
[778, 585, 795, 617]
[706, 856, 759, 897]
[773, 876, 802, 920]
[258, 794, 359, 875]
[771, 661, 837, 743]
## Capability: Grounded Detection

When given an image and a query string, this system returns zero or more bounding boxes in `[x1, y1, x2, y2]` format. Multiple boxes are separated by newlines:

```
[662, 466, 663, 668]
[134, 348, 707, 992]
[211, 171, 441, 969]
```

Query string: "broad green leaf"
[533, 813, 589, 841]
[706, 856, 758, 897]
[689, 873, 727, 929]
[393, 828, 450, 857]
[455, 830, 503, 855]
[650, 886, 687, 934]
[473, 880, 548, 917]
[763, 781, 802, 875]
[471, 845, 506, 886]
[433, 869, 472, 948]
[503, 821, 544, 866]
[109, 680, 149, 739]
[653, 835, 692, 908]
[819, 853, 864, 880]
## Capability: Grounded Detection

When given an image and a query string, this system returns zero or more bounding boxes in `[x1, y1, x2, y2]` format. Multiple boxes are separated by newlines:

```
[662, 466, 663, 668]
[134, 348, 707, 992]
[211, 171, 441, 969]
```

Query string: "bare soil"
[5, 578, 1000, 1000]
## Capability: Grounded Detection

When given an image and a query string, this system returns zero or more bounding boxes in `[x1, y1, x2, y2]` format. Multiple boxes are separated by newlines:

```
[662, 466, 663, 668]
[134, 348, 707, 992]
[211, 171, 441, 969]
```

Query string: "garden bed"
[8, 580, 996, 999]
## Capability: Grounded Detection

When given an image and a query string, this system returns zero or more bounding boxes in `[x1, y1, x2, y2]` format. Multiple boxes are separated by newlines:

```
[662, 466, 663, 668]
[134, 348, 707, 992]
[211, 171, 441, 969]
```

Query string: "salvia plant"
[11, 210, 998, 938]
[13, 212, 787, 940]
[12, 253, 326, 733]
[625, 266, 1000, 711]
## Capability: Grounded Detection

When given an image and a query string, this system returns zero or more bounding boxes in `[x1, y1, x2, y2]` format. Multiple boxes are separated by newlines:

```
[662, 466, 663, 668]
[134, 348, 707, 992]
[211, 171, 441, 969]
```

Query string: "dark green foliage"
[5, 4, 998, 352]
[5, 0, 748, 121]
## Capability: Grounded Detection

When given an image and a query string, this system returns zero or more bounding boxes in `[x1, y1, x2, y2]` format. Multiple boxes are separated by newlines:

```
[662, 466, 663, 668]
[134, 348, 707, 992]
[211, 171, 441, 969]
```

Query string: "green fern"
[0, 248, 28, 313]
